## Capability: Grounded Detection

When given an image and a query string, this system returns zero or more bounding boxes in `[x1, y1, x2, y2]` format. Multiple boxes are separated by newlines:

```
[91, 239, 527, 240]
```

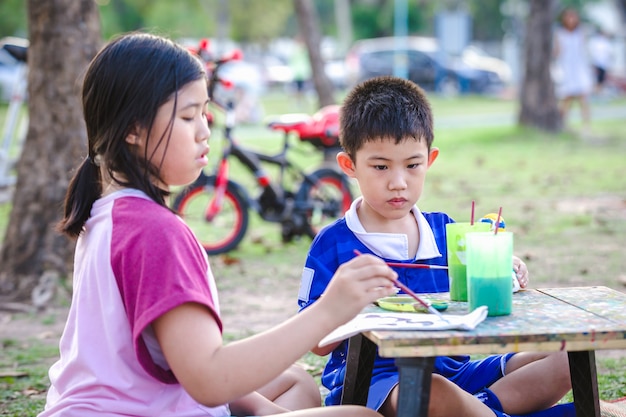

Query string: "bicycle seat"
[266, 105, 341, 150]
[266, 113, 312, 133]
[1, 37, 29, 63]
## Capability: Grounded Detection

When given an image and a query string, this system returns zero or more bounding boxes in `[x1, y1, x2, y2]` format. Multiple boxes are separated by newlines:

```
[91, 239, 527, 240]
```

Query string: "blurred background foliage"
[0, 0, 603, 47]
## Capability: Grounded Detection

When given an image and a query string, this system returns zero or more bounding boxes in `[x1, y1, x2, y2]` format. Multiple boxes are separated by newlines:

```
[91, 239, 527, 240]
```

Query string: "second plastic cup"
[446, 222, 490, 301]
[466, 231, 514, 316]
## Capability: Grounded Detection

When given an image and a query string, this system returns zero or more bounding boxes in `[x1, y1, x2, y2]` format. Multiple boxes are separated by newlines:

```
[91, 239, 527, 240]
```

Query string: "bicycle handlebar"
[190, 38, 243, 105]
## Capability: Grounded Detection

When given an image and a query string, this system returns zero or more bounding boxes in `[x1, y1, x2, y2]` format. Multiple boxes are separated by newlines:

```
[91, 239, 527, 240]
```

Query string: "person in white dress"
[553, 8, 594, 132]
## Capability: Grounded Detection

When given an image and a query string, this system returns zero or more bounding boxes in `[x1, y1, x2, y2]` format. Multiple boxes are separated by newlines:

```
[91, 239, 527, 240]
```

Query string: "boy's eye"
[373, 165, 387, 170]
[407, 163, 421, 169]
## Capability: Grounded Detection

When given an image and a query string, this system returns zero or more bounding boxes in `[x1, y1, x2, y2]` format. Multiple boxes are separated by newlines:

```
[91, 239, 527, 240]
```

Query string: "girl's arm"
[153, 254, 397, 407]
[311, 341, 340, 356]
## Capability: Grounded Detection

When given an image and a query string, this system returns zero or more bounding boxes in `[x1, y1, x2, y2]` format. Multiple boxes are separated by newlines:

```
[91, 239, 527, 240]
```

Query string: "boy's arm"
[513, 255, 529, 288]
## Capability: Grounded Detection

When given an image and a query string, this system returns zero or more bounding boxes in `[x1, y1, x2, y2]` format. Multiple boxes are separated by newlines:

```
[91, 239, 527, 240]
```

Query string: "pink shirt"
[39, 189, 229, 417]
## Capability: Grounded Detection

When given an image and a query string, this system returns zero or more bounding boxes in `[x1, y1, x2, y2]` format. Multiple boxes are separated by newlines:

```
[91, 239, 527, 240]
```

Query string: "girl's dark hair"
[58, 32, 206, 238]
[339, 76, 434, 159]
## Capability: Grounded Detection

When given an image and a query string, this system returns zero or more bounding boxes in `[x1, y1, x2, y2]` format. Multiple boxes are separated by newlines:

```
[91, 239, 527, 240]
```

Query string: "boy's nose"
[388, 172, 408, 190]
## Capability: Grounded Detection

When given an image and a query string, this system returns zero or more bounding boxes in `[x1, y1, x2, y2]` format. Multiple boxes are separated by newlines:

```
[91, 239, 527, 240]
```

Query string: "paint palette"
[375, 296, 448, 313]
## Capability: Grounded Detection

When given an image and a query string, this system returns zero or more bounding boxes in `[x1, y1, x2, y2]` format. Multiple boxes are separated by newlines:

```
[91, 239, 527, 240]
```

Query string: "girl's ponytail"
[57, 156, 102, 238]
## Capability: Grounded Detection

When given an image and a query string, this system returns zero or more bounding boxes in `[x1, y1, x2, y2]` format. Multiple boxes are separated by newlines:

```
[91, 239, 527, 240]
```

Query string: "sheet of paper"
[319, 306, 488, 347]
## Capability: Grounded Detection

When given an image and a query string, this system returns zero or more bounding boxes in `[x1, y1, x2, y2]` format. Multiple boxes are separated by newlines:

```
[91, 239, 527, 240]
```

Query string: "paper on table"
[319, 306, 488, 348]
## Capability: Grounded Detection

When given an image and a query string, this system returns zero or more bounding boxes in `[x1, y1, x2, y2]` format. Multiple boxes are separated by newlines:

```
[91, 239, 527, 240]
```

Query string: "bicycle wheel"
[173, 175, 250, 255]
[297, 168, 354, 238]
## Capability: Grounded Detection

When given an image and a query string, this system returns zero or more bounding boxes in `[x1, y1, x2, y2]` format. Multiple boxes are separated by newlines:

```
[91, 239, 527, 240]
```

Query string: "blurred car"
[0, 37, 28, 103]
[324, 58, 348, 89]
[213, 59, 266, 124]
[345, 36, 507, 95]
[262, 55, 293, 86]
[261, 54, 347, 90]
[461, 45, 512, 85]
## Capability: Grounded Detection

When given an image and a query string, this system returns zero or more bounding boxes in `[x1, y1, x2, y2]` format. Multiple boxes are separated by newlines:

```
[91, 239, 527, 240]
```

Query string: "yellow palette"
[375, 296, 448, 313]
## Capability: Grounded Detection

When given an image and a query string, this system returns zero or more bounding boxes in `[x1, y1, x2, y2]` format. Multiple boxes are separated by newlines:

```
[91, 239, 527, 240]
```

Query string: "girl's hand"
[318, 254, 398, 325]
[513, 256, 529, 288]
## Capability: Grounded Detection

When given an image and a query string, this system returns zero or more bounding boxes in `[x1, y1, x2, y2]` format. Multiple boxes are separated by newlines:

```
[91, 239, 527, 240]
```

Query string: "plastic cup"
[446, 222, 491, 301]
[466, 231, 513, 316]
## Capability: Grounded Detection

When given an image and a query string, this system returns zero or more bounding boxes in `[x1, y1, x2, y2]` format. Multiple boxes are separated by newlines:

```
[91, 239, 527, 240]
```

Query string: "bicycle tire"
[173, 175, 249, 255]
[297, 168, 354, 239]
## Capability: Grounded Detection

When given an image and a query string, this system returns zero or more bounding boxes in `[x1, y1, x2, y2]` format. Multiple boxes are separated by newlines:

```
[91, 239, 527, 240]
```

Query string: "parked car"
[261, 53, 347, 90]
[0, 37, 28, 103]
[345, 36, 507, 95]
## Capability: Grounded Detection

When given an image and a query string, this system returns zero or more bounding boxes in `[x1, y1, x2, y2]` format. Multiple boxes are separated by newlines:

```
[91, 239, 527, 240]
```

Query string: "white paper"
[319, 306, 488, 348]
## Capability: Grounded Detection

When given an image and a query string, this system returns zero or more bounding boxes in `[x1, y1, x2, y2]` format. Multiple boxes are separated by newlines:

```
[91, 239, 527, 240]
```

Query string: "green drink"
[446, 222, 490, 301]
[466, 231, 513, 316]
[467, 276, 512, 316]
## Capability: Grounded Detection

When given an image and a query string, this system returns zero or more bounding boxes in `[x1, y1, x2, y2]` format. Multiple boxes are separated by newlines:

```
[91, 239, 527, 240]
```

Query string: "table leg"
[568, 350, 601, 417]
[341, 334, 377, 406]
[395, 357, 435, 417]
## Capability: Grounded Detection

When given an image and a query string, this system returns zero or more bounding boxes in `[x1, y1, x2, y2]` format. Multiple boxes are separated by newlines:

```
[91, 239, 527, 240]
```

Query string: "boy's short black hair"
[339, 76, 434, 158]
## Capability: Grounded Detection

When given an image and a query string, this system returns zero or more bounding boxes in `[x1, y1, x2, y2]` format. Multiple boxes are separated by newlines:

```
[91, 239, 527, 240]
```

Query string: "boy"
[298, 76, 575, 417]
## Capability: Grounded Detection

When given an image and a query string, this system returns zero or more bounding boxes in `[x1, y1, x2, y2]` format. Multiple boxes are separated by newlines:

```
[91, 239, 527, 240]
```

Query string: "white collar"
[345, 196, 442, 261]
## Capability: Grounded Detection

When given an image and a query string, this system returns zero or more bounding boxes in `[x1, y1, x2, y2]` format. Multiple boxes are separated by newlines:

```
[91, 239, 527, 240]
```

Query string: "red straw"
[494, 207, 502, 235]
[470, 200, 475, 225]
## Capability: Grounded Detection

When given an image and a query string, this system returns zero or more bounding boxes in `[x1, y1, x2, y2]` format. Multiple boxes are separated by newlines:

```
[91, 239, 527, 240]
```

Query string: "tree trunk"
[517, 0, 561, 132]
[0, 0, 101, 304]
[294, 0, 336, 108]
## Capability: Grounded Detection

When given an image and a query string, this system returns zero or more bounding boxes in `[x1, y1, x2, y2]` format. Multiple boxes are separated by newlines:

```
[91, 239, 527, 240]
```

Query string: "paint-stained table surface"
[340, 286, 626, 417]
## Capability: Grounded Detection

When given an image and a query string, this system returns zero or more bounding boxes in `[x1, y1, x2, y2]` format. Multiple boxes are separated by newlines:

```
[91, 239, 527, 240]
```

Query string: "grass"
[0, 338, 58, 416]
[1, 92, 626, 415]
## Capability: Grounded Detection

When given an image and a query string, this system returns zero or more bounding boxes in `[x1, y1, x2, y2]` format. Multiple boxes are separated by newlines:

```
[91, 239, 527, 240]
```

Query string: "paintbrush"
[353, 250, 450, 323]
[385, 262, 448, 270]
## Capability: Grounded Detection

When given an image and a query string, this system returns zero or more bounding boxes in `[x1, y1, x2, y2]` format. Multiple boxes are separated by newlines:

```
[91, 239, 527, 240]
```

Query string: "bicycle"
[172, 40, 354, 255]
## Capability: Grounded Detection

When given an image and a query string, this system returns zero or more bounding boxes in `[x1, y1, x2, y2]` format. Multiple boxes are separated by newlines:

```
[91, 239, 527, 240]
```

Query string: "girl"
[553, 7, 593, 133]
[39, 32, 398, 417]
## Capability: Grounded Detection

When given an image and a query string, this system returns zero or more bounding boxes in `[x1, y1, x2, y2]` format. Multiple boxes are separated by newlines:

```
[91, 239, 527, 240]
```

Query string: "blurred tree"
[351, 0, 430, 39]
[517, 0, 561, 132]
[0, 0, 101, 303]
[294, 0, 335, 108]
[98, 0, 146, 39]
[228, 0, 292, 44]
[0, 0, 27, 38]
[98, 0, 215, 40]
[469, 0, 505, 41]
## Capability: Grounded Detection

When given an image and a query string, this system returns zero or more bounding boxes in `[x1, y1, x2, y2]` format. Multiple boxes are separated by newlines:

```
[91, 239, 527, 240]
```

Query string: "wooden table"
[340, 286, 626, 417]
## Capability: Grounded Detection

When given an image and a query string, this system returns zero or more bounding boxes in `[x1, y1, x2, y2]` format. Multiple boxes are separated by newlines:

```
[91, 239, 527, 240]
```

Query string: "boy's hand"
[513, 256, 529, 288]
[319, 254, 398, 325]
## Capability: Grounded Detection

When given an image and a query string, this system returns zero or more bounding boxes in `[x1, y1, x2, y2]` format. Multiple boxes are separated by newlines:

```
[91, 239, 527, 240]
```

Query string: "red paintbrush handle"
[386, 262, 448, 270]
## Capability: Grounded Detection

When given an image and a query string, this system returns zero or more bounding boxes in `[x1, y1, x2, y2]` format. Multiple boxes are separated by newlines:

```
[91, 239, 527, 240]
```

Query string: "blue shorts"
[365, 353, 516, 411]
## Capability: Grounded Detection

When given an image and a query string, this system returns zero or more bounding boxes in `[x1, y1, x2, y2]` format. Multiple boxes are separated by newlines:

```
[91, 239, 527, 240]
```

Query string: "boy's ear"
[336, 151, 356, 177]
[428, 147, 439, 167]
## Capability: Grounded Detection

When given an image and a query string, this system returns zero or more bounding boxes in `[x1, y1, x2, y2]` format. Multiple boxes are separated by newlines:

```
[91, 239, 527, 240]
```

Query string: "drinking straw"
[353, 250, 450, 322]
[494, 207, 503, 235]
[470, 200, 475, 225]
